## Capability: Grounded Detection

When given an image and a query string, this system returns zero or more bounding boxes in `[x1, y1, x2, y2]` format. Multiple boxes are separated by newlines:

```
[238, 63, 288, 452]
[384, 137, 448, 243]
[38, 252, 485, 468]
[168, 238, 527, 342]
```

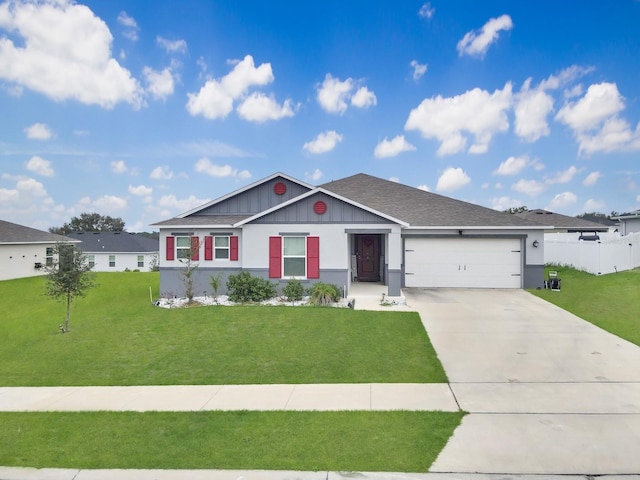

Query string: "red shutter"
[166, 236, 175, 261]
[204, 236, 213, 261]
[230, 236, 239, 261]
[269, 236, 282, 278]
[307, 236, 320, 279]
[191, 236, 200, 261]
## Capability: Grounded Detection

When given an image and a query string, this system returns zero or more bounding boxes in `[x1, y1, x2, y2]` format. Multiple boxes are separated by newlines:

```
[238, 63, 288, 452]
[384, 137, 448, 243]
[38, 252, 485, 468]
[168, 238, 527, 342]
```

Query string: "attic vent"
[314, 201, 327, 215]
[274, 182, 287, 195]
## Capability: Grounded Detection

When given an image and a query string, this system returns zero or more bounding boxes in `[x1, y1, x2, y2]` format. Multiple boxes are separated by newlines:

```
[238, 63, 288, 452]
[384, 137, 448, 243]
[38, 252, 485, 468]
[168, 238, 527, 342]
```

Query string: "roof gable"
[178, 173, 313, 218]
[320, 173, 542, 228]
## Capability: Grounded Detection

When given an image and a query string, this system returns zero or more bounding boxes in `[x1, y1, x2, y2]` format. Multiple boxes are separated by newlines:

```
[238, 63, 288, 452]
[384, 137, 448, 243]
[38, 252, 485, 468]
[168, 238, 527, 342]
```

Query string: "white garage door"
[404, 237, 522, 288]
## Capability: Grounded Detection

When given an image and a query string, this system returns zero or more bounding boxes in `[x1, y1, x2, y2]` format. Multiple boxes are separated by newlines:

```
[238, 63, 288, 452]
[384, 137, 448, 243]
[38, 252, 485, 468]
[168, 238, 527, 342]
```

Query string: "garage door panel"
[405, 238, 522, 288]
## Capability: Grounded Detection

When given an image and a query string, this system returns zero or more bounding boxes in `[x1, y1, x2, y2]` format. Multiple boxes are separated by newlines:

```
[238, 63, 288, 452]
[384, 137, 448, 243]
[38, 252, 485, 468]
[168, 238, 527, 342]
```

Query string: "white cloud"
[317, 74, 354, 114]
[316, 74, 375, 114]
[575, 117, 640, 155]
[111, 160, 128, 174]
[418, 3, 435, 19]
[494, 155, 529, 176]
[547, 192, 577, 210]
[303, 130, 343, 154]
[405, 83, 512, 155]
[351, 86, 377, 109]
[236, 92, 295, 122]
[156, 36, 187, 54]
[545, 165, 579, 184]
[186, 55, 275, 120]
[511, 179, 545, 197]
[436, 167, 470, 192]
[556, 82, 625, 132]
[143, 67, 175, 100]
[150, 165, 174, 180]
[584, 199, 604, 211]
[410, 60, 427, 81]
[514, 80, 554, 142]
[128, 184, 152, 196]
[457, 14, 513, 58]
[194, 158, 250, 178]
[117, 11, 138, 41]
[158, 194, 208, 212]
[374, 135, 416, 158]
[389, 177, 400, 183]
[25, 156, 54, 177]
[583, 171, 601, 186]
[92, 194, 127, 212]
[491, 196, 524, 211]
[417, 184, 430, 192]
[24, 123, 53, 140]
[305, 169, 323, 182]
[0, 1, 143, 108]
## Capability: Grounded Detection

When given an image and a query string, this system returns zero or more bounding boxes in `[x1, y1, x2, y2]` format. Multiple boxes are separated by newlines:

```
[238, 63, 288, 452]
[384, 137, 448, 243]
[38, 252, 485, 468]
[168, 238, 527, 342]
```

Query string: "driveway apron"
[404, 288, 640, 475]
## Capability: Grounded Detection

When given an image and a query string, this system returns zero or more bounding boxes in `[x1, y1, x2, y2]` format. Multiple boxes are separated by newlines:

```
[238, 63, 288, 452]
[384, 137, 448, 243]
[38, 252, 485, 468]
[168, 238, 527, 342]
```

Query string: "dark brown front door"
[357, 235, 380, 282]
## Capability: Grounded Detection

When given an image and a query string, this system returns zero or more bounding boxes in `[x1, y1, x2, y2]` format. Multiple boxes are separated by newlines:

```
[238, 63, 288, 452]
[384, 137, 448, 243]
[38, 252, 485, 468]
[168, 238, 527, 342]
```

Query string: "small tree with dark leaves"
[45, 243, 95, 333]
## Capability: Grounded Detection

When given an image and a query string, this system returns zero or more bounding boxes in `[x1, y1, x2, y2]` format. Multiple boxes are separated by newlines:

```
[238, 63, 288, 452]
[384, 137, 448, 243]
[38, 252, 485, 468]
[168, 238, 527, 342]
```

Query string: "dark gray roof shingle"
[320, 173, 539, 227]
[66, 232, 158, 253]
[515, 209, 610, 231]
[0, 219, 77, 244]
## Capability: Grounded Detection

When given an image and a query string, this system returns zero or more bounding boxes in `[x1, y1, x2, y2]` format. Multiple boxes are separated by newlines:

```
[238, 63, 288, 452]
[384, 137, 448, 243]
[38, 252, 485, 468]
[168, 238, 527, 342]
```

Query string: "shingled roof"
[515, 209, 610, 231]
[320, 173, 540, 228]
[0, 219, 77, 244]
[66, 232, 158, 253]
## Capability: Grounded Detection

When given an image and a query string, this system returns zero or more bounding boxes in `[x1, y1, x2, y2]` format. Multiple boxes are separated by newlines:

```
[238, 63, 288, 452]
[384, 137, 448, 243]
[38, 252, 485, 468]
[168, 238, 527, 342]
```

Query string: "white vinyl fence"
[544, 232, 640, 275]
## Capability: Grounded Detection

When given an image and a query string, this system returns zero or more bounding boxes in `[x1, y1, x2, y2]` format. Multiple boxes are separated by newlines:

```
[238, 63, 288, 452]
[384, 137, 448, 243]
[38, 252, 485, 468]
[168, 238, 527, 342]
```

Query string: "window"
[88, 255, 95, 268]
[176, 236, 191, 259]
[283, 237, 306, 277]
[109, 255, 116, 267]
[137, 255, 144, 268]
[214, 236, 229, 259]
[45, 247, 54, 267]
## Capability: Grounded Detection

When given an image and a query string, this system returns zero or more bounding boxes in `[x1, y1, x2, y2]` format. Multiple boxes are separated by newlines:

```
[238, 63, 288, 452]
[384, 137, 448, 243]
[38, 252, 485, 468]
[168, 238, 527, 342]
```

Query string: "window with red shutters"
[166, 236, 175, 261]
[269, 236, 282, 278]
[307, 236, 320, 279]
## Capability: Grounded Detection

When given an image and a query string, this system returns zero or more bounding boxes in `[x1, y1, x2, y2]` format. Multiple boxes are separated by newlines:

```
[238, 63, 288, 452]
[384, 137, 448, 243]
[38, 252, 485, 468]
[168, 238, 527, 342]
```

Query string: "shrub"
[226, 271, 277, 303]
[307, 282, 341, 306]
[209, 272, 224, 301]
[282, 279, 304, 303]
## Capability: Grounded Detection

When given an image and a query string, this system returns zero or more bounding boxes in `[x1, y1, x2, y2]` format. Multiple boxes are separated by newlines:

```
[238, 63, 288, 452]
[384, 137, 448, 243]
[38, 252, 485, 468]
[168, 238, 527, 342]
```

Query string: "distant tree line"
[49, 212, 125, 235]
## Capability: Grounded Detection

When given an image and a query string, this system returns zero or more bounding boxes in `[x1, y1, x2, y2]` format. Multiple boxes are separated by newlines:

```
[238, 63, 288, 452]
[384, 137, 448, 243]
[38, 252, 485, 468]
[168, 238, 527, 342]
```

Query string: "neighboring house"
[151, 172, 547, 297]
[66, 232, 159, 272]
[0, 219, 78, 281]
[515, 209, 610, 238]
[613, 210, 640, 236]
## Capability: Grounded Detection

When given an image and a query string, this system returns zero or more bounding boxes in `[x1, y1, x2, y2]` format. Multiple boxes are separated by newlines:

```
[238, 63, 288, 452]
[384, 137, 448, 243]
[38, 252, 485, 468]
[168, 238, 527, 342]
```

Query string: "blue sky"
[1, 0, 639, 232]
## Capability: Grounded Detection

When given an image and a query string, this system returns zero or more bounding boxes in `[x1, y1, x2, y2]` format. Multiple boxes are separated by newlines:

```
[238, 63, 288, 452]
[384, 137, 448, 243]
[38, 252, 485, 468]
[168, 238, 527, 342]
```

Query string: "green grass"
[530, 266, 640, 346]
[0, 411, 464, 472]
[0, 272, 447, 385]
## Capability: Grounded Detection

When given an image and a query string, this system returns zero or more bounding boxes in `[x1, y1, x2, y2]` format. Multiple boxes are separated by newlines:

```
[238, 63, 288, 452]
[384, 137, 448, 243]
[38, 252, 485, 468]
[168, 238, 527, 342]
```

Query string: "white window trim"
[282, 236, 306, 279]
[214, 236, 230, 260]
[176, 235, 192, 260]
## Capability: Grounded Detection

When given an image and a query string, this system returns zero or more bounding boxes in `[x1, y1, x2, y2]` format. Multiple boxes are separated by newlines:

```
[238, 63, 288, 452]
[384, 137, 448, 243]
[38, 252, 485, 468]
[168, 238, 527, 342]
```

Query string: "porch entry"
[354, 234, 381, 282]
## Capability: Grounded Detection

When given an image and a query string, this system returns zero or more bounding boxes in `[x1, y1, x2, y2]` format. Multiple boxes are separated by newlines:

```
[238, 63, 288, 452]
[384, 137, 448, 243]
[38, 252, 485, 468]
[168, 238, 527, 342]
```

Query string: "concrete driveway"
[404, 288, 640, 475]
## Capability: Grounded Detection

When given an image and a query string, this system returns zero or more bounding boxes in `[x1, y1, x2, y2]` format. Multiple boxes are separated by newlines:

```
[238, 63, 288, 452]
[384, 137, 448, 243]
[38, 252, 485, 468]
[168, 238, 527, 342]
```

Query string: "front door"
[357, 235, 380, 282]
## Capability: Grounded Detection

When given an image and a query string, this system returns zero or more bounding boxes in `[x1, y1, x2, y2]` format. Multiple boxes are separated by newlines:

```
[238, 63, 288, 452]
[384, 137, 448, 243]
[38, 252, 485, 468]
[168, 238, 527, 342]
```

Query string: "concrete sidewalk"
[0, 383, 459, 412]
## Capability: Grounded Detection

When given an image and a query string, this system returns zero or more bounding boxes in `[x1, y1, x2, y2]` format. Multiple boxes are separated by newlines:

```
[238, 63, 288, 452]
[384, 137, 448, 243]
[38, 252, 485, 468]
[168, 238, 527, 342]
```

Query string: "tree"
[49, 212, 125, 235]
[45, 243, 96, 333]
[179, 237, 199, 303]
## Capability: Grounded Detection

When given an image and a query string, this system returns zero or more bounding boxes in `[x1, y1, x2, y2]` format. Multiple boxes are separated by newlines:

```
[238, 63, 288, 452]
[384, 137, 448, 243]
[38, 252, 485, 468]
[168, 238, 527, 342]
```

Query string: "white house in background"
[515, 209, 611, 237]
[66, 232, 159, 272]
[151, 172, 547, 297]
[613, 210, 640, 236]
[0, 219, 78, 281]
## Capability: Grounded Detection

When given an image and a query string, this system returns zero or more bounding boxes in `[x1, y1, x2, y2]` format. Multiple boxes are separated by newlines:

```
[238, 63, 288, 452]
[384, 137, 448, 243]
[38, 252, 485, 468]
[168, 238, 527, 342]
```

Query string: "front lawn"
[530, 266, 640, 346]
[0, 273, 447, 385]
[0, 411, 464, 472]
